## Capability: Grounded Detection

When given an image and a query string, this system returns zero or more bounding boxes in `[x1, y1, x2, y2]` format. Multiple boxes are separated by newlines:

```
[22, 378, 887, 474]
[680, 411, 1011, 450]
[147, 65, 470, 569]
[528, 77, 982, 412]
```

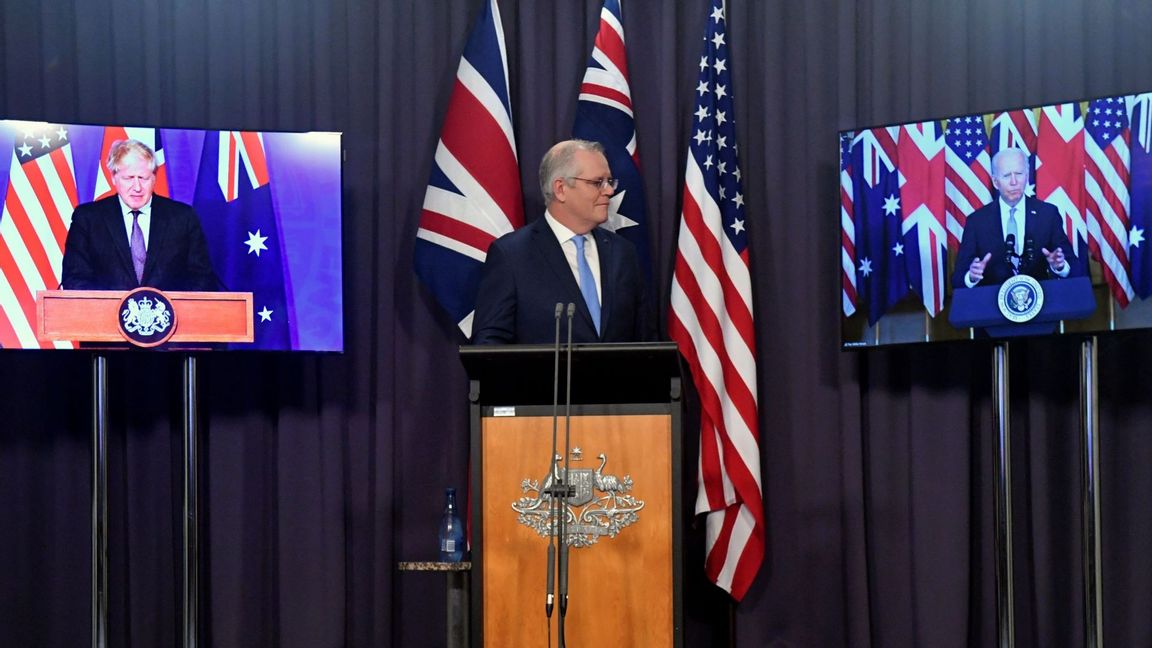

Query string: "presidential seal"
[512, 451, 644, 548]
[118, 288, 177, 347]
[997, 274, 1045, 323]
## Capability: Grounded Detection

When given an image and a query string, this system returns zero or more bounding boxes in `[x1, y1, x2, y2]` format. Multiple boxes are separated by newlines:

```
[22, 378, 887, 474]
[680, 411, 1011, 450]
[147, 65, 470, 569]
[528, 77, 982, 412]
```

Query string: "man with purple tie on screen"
[952, 147, 1081, 288]
[61, 139, 221, 291]
[471, 139, 653, 344]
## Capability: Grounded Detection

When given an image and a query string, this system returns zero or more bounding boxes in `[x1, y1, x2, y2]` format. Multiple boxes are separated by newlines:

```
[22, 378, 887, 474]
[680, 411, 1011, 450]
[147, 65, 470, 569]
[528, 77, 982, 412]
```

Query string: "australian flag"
[572, 0, 651, 281]
[1129, 93, 1152, 298]
[193, 131, 291, 349]
[852, 127, 910, 325]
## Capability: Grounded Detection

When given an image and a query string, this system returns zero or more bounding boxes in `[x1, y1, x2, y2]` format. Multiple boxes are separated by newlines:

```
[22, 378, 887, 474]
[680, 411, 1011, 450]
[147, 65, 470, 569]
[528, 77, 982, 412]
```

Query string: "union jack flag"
[415, 0, 523, 338]
[572, 0, 650, 282]
[851, 127, 909, 325]
[1037, 103, 1087, 257]
[0, 122, 78, 348]
[1129, 94, 1152, 298]
[668, 0, 762, 601]
[944, 115, 991, 251]
[840, 133, 856, 317]
[898, 121, 947, 316]
[1084, 96, 1135, 306]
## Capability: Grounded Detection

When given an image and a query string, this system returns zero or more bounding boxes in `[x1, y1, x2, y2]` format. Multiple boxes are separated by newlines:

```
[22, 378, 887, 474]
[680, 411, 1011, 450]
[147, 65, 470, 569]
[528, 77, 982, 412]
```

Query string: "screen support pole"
[91, 355, 109, 648]
[1079, 338, 1102, 648]
[182, 355, 200, 648]
[992, 342, 1015, 648]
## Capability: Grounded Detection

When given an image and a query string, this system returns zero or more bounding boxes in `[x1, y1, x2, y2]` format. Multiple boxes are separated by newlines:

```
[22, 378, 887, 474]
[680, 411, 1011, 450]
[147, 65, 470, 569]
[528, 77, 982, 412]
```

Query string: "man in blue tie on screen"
[471, 139, 652, 344]
[61, 139, 221, 292]
[952, 147, 1080, 288]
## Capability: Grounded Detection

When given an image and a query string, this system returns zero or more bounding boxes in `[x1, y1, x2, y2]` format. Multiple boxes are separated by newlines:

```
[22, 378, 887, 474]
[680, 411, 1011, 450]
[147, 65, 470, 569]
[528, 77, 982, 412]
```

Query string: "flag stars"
[859, 258, 873, 277]
[245, 229, 269, 256]
[733, 192, 744, 208]
[1131, 226, 1145, 249]
[257, 306, 273, 322]
[699, 56, 708, 71]
[713, 58, 727, 74]
[55, 127, 68, 141]
[733, 167, 742, 182]
[717, 161, 727, 175]
[719, 186, 727, 199]
[892, 242, 904, 256]
[695, 105, 711, 121]
[711, 5, 724, 22]
[716, 135, 728, 150]
[697, 81, 710, 96]
[17, 142, 32, 157]
[714, 84, 727, 100]
[716, 110, 727, 126]
[883, 193, 900, 215]
[730, 218, 745, 235]
[694, 129, 710, 146]
[711, 31, 726, 48]
[703, 154, 714, 169]
[38, 135, 51, 148]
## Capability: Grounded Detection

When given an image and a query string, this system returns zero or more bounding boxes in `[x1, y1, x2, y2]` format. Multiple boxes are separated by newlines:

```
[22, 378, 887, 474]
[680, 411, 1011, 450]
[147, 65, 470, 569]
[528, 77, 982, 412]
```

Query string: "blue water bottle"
[438, 488, 465, 562]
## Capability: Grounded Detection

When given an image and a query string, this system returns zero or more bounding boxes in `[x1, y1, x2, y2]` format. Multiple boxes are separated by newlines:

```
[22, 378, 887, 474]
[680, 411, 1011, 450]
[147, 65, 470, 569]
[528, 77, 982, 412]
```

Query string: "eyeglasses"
[568, 176, 619, 191]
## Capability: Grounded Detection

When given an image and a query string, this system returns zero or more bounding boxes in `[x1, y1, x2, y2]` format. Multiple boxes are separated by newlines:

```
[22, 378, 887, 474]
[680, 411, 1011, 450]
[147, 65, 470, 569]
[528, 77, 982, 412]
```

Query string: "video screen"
[840, 92, 1152, 348]
[0, 121, 343, 351]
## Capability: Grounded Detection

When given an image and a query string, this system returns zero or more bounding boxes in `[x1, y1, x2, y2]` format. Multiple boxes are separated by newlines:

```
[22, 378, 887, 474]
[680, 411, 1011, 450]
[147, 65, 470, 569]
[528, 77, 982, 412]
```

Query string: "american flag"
[93, 126, 169, 200]
[572, 0, 651, 282]
[1084, 96, 1135, 306]
[944, 115, 992, 251]
[1037, 103, 1087, 257]
[415, 0, 523, 338]
[851, 127, 909, 325]
[898, 121, 947, 316]
[1128, 93, 1152, 298]
[668, 0, 762, 601]
[0, 122, 78, 348]
[840, 133, 856, 317]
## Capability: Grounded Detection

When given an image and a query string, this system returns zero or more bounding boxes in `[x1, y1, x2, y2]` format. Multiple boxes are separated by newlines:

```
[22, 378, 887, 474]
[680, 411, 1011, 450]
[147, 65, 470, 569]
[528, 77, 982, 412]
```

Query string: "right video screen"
[840, 91, 1152, 348]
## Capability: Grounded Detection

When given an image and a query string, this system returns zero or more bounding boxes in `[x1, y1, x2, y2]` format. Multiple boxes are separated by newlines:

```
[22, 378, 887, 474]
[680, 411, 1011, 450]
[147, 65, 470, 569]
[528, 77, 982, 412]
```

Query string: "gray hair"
[106, 139, 158, 175]
[538, 139, 605, 204]
[991, 147, 1027, 178]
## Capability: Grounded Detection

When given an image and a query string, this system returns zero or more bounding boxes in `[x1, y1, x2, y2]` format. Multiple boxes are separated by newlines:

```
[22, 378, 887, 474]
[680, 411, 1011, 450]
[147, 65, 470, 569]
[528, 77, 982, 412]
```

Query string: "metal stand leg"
[183, 356, 199, 648]
[992, 342, 1015, 648]
[92, 355, 109, 648]
[1080, 338, 1102, 648]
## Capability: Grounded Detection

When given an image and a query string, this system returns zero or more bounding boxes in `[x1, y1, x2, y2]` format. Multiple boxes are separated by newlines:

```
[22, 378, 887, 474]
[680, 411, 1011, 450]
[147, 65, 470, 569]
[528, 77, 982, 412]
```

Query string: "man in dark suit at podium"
[952, 147, 1080, 288]
[472, 139, 653, 344]
[61, 139, 221, 292]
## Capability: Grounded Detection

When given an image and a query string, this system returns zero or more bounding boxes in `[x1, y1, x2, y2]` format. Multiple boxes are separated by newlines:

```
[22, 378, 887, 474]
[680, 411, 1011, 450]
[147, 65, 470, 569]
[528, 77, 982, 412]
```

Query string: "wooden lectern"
[37, 290, 254, 345]
[461, 342, 683, 648]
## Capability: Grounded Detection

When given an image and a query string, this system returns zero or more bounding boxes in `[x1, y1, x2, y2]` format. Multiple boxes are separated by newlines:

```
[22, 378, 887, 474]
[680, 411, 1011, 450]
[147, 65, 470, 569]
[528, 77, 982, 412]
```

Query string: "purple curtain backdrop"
[3, 0, 1152, 646]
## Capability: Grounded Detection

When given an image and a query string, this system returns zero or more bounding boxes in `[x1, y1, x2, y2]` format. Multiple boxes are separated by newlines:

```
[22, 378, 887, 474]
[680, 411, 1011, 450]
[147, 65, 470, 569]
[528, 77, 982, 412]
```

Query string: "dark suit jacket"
[951, 197, 1081, 288]
[61, 195, 222, 291]
[471, 217, 654, 344]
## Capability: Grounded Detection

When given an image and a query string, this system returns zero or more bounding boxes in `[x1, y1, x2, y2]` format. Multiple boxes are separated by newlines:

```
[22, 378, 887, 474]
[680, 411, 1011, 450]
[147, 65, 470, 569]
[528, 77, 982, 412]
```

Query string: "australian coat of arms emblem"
[512, 451, 644, 548]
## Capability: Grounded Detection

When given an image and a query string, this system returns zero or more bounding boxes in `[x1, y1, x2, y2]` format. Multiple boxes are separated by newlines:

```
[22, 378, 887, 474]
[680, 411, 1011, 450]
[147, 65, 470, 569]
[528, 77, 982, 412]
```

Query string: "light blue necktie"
[572, 235, 601, 335]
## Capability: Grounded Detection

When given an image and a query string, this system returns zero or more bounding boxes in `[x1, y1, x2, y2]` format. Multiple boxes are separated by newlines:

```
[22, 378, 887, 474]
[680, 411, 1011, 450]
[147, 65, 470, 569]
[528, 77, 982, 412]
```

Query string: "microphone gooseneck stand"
[557, 303, 576, 648]
[545, 303, 562, 628]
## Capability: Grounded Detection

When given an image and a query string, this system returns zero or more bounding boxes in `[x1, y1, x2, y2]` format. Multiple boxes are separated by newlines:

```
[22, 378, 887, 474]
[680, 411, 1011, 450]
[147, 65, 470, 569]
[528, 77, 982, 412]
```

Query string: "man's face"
[992, 151, 1028, 206]
[112, 154, 156, 210]
[553, 149, 614, 234]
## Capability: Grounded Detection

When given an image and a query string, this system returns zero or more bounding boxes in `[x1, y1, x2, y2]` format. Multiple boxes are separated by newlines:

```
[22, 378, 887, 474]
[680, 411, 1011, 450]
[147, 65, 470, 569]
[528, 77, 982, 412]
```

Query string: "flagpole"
[991, 342, 1015, 648]
[91, 355, 109, 648]
[1079, 338, 1103, 648]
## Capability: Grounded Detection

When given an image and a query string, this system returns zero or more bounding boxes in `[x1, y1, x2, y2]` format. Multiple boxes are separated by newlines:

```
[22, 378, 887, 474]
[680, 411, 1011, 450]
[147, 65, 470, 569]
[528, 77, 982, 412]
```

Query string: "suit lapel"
[100, 198, 136, 281]
[143, 198, 170, 284]
[532, 218, 596, 335]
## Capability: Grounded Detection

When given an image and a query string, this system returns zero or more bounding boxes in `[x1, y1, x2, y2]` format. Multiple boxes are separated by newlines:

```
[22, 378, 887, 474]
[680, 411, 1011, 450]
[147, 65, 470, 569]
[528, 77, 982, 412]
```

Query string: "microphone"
[1023, 237, 1037, 277]
[544, 302, 563, 619]
[1005, 233, 1017, 273]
